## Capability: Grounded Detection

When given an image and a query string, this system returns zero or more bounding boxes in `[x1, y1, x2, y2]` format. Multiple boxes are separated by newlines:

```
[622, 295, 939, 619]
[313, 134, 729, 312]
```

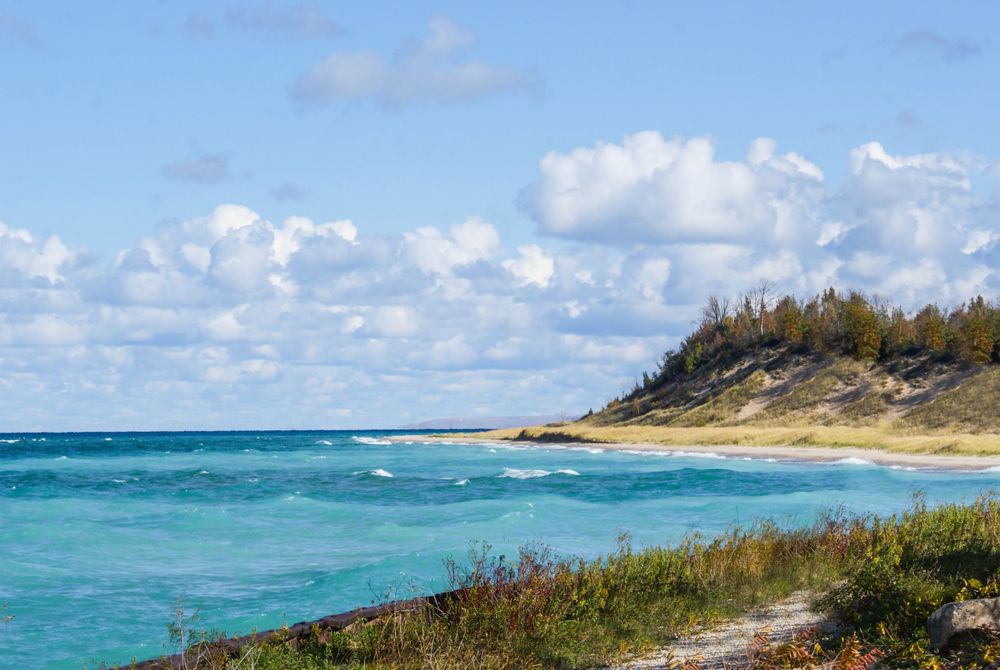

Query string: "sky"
[1, 1, 998, 430]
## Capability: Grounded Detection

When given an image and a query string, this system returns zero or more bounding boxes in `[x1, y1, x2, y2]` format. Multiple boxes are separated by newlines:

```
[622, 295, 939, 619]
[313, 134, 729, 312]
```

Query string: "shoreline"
[396, 434, 1000, 472]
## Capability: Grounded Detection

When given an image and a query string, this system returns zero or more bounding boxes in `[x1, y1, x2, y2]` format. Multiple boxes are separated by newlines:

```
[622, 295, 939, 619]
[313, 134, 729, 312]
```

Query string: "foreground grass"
[139, 498, 1000, 669]
[473, 423, 1000, 456]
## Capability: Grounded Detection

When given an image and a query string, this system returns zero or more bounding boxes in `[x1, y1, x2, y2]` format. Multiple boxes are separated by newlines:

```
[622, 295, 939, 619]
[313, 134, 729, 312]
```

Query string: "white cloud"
[0, 222, 73, 284]
[1, 135, 999, 430]
[360, 306, 421, 338]
[290, 16, 535, 108]
[403, 216, 500, 275]
[503, 245, 554, 287]
[521, 132, 824, 245]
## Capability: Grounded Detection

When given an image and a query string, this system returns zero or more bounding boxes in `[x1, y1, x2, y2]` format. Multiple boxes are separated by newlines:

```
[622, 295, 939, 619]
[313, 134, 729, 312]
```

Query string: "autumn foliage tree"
[643, 287, 1000, 396]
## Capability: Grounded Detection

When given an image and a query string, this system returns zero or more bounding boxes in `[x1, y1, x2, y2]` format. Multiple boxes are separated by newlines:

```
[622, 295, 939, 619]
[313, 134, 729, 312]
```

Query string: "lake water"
[2, 430, 999, 669]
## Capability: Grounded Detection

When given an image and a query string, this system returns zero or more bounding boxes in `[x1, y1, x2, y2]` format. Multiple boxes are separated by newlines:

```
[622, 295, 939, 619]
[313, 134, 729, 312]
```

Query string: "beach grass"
[470, 423, 1000, 457]
[136, 498, 1000, 669]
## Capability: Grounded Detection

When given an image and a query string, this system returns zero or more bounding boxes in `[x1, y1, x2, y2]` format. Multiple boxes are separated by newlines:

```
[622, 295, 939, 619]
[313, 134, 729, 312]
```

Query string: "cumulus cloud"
[161, 152, 231, 184]
[290, 15, 535, 108]
[503, 245, 555, 288]
[2, 136, 999, 430]
[521, 132, 825, 245]
[523, 131, 999, 306]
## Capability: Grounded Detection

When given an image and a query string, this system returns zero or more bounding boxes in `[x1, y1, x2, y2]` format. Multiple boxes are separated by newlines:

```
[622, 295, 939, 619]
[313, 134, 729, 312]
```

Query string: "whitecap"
[498, 467, 579, 479]
[454, 479, 470, 486]
[669, 450, 728, 460]
[352, 436, 392, 446]
[353, 468, 394, 478]
[499, 468, 551, 479]
[0, 439, 20, 444]
[196, 470, 210, 475]
[112, 479, 127, 484]
[54, 456, 68, 460]
[103, 437, 112, 442]
[831, 457, 874, 466]
[889, 465, 918, 472]
[317, 440, 334, 446]
[308, 455, 327, 460]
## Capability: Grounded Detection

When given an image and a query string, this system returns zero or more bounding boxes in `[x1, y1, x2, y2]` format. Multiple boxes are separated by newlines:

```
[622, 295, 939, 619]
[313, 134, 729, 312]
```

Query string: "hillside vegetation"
[499, 287, 1000, 453]
[114, 499, 1000, 669]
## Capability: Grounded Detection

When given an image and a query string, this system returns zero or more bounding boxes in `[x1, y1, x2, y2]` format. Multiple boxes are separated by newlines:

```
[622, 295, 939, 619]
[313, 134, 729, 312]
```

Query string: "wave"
[0, 439, 20, 444]
[831, 457, 875, 466]
[498, 468, 580, 480]
[669, 450, 727, 460]
[353, 436, 392, 446]
[354, 468, 394, 478]
[317, 440, 334, 446]
[454, 479, 470, 486]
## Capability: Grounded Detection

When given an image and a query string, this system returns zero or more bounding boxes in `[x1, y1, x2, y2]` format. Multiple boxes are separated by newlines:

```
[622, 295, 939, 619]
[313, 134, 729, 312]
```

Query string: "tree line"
[600, 284, 1000, 410]
[677, 282, 1000, 372]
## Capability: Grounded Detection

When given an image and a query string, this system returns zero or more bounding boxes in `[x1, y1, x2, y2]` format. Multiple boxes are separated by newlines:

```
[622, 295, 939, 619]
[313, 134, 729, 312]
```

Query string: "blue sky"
[1, 1, 998, 430]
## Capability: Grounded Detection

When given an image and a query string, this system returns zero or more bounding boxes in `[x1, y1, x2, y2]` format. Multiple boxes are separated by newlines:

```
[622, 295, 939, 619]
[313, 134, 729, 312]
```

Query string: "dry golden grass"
[470, 423, 1000, 456]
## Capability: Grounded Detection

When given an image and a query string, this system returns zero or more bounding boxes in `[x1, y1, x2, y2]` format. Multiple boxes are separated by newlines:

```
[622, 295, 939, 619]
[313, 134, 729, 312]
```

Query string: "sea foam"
[353, 436, 392, 446]
[354, 468, 394, 478]
[499, 467, 580, 479]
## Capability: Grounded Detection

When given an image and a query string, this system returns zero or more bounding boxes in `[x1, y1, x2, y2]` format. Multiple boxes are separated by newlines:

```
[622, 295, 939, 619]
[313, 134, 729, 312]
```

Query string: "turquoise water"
[2, 431, 999, 669]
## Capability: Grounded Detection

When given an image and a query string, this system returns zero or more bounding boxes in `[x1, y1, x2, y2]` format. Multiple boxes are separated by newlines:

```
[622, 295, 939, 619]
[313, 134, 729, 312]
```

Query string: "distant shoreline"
[399, 431, 1000, 472]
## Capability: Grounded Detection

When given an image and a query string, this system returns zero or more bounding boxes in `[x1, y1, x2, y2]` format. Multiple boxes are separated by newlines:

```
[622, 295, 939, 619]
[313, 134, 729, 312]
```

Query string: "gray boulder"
[928, 597, 1000, 650]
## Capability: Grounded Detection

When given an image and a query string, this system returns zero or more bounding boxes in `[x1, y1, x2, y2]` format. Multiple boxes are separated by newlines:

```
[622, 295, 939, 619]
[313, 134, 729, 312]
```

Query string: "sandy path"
[609, 591, 828, 669]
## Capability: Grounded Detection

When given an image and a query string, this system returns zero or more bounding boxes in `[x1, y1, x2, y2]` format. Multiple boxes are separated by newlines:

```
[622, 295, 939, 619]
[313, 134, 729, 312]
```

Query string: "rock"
[928, 597, 1000, 650]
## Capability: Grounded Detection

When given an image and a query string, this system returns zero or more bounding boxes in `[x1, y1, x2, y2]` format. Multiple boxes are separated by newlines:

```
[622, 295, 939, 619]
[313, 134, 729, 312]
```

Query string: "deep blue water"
[1, 430, 999, 669]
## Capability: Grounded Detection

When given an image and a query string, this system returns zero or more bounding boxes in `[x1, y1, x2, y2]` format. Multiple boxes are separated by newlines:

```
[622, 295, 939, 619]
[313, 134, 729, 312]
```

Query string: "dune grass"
[135, 498, 1000, 669]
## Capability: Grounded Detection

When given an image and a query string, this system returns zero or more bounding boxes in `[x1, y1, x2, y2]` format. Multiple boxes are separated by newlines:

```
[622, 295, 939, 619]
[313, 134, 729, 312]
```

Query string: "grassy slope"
[476, 350, 1000, 455]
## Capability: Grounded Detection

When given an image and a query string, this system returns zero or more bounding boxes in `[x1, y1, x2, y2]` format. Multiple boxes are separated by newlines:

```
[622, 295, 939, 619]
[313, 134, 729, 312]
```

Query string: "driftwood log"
[113, 589, 466, 670]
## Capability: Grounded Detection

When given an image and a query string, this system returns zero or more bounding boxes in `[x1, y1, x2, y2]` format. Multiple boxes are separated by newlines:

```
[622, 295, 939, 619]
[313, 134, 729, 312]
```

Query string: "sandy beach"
[402, 434, 1000, 471]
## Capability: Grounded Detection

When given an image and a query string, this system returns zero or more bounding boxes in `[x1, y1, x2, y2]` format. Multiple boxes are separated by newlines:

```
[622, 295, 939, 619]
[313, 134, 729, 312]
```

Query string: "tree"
[748, 279, 777, 338]
[914, 305, 948, 352]
[840, 292, 882, 360]
[960, 296, 994, 364]
[773, 295, 804, 345]
[700, 294, 732, 329]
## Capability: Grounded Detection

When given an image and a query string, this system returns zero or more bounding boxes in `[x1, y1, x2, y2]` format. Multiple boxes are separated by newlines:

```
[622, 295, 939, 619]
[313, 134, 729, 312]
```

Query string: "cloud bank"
[2, 135, 998, 430]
